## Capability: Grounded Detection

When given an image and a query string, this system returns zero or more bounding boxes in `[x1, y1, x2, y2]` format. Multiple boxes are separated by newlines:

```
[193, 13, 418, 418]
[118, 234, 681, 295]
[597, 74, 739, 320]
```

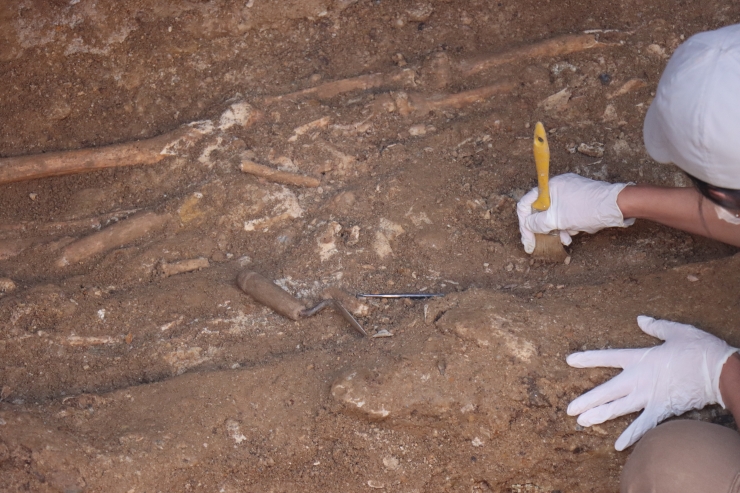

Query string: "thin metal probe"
[356, 293, 445, 299]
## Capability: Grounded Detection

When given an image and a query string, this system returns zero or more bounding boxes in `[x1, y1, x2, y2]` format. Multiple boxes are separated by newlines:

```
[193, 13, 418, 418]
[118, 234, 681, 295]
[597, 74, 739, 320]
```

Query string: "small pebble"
[392, 53, 407, 67]
[29, 193, 38, 201]
[687, 274, 699, 282]
[408, 124, 427, 136]
[577, 142, 605, 158]
[564, 256, 572, 265]
[368, 480, 385, 489]
[598, 73, 612, 85]
[383, 456, 400, 470]
[0, 278, 16, 294]
[406, 3, 434, 22]
[46, 101, 72, 120]
[372, 329, 393, 338]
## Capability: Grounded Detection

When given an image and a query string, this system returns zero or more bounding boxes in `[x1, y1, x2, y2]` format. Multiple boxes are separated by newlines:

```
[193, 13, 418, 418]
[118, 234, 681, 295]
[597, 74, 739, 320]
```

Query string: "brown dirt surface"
[2, 1, 740, 492]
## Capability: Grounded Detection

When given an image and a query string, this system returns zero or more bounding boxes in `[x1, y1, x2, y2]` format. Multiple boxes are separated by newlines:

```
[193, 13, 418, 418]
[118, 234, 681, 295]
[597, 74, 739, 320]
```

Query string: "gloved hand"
[516, 173, 635, 254]
[567, 316, 738, 451]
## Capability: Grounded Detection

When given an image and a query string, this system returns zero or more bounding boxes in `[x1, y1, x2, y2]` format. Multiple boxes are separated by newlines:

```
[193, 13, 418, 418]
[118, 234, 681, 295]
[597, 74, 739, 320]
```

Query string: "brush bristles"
[532, 233, 568, 263]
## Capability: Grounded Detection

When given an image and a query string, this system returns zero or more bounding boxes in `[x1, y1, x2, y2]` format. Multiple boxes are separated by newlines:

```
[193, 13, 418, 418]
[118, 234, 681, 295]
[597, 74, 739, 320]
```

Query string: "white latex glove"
[516, 173, 635, 254]
[567, 316, 738, 451]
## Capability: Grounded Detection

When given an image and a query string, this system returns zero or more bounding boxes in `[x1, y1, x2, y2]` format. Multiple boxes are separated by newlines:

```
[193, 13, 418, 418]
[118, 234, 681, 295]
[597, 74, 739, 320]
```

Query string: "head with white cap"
[644, 23, 740, 214]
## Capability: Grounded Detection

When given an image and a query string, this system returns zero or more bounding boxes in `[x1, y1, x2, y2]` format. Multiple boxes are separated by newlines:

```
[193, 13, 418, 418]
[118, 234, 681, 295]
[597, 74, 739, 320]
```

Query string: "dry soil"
[1, 1, 740, 492]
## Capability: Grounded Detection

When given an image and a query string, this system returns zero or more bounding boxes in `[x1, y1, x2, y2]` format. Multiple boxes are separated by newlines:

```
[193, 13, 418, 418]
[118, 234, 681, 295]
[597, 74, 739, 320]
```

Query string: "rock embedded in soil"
[45, 100, 72, 121]
[0, 277, 16, 294]
[577, 142, 605, 158]
[158, 257, 210, 277]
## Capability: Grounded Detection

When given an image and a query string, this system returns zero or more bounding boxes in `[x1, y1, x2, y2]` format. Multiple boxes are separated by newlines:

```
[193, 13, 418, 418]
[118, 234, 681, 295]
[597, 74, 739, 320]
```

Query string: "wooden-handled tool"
[237, 270, 366, 336]
[531, 122, 569, 262]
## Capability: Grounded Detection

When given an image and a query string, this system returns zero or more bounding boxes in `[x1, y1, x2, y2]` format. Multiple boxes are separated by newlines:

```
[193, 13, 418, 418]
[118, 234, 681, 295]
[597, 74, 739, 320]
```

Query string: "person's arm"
[617, 185, 740, 247]
[719, 353, 740, 424]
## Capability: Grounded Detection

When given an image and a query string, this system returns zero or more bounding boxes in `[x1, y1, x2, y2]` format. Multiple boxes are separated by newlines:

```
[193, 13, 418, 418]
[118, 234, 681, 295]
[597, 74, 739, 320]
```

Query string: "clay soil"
[2, 1, 740, 492]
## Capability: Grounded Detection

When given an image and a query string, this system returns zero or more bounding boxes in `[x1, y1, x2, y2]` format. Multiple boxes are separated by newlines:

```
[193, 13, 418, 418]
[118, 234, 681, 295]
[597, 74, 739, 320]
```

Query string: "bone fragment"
[240, 159, 321, 188]
[159, 257, 210, 277]
[0, 126, 206, 186]
[458, 34, 599, 77]
[405, 82, 517, 114]
[0, 101, 261, 185]
[539, 88, 572, 112]
[56, 212, 170, 267]
[261, 35, 598, 106]
[288, 117, 331, 142]
[607, 78, 647, 99]
[0, 211, 140, 261]
[218, 101, 262, 130]
[0, 209, 139, 236]
[262, 69, 417, 106]
[0, 238, 34, 260]
[65, 336, 118, 347]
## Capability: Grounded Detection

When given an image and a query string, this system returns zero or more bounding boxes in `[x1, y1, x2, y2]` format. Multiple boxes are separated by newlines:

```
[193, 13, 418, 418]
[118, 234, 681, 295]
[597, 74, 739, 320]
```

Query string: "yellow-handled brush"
[531, 122, 568, 262]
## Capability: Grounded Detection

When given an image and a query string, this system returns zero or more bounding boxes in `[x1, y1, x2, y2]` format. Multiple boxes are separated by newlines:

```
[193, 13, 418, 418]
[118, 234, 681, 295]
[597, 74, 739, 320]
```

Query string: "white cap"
[644, 24, 740, 188]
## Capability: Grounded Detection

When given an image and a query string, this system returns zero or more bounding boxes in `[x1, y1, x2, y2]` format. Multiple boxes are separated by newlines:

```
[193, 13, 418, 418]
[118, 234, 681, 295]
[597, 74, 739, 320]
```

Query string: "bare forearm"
[719, 353, 740, 424]
[617, 185, 740, 247]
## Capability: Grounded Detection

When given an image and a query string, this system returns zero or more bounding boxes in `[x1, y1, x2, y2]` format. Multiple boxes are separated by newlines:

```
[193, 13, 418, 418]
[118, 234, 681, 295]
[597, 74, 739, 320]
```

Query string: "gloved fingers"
[524, 209, 558, 236]
[516, 188, 538, 254]
[520, 227, 536, 254]
[519, 228, 536, 255]
[575, 395, 645, 427]
[613, 406, 663, 451]
[567, 348, 648, 369]
[567, 372, 636, 416]
[558, 229, 573, 247]
[636, 315, 700, 341]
